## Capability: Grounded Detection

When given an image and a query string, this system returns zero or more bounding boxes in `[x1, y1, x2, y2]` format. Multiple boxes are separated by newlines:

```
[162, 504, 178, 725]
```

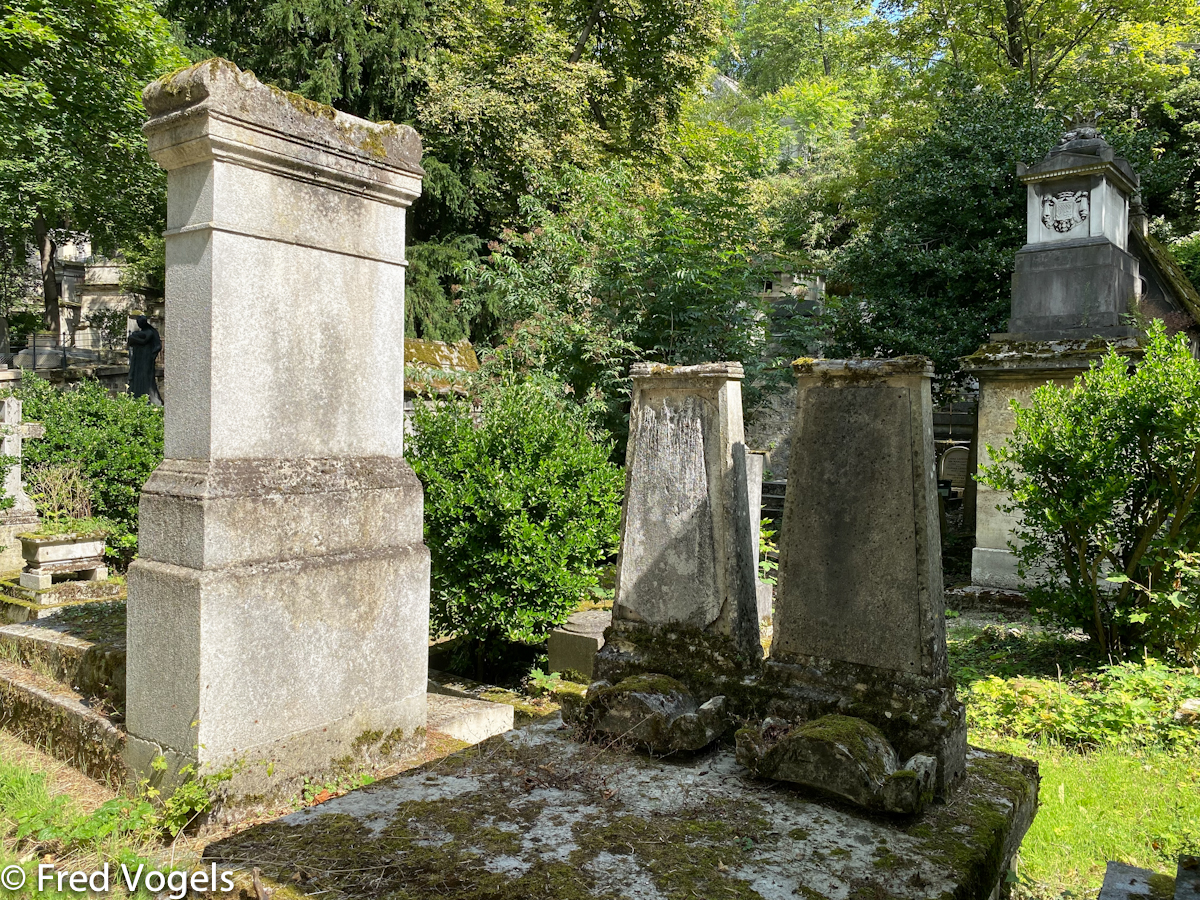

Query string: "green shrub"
[17, 376, 163, 567]
[1171, 231, 1200, 287]
[966, 657, 1200, 753]
[979, 323, 1200, 661]
[406, 377, 623, 671]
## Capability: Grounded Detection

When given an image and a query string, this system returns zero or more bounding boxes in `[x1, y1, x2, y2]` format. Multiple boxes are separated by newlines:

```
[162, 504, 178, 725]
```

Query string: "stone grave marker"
[0, 390, 43, 573]
[939, 444, 970, 491]
[767, 357, 967, 796]
[126, 59, 429, 797]
[596, 361, 761, 683]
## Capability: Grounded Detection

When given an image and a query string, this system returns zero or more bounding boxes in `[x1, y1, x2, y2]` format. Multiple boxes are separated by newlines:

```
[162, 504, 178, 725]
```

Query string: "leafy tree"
[878, 0, 1197, 109]
[722, 0, 873, 95]
[162, 0, 730, 341]
[826, 83, 1060, 372]
[0, 0, 185, 327]
[980, 324, 1200, 663]
[1141, 74, 1200, 238]
[405, 377, 622, 673]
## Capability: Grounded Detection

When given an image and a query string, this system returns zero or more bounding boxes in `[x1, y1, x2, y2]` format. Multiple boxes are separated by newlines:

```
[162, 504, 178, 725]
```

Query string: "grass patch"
[0, 758, 162, 899]
[950, 617, 1200, 898]
[977, 736, 1200, 898]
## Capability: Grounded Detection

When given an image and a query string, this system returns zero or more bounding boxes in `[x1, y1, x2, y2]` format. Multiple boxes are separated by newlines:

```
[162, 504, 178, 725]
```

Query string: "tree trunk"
[569, 0, 606, 64]
[33, 213, 60, 336]
[817, 17, 831, 77]
[1003, 0, 1025, 69]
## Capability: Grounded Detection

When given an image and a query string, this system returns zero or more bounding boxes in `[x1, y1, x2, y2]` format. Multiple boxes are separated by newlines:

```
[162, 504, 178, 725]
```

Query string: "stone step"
[1175, 857, 1199, 900]
[0, 657, 126, 784]
[426, 692, 513, 745]
[0, 619, 126, 710]
[0, 576, 126, 624]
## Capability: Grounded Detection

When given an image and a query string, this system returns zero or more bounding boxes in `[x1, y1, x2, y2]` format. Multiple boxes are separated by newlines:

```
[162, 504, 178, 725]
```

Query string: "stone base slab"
[203, 719, 1039, 900]
[762, 658, 968, 799]
[125, 697, 426, 810]
[595, 623, 967, 798]
[971, 547, 1026, 591]
[426, 693, 514, 744]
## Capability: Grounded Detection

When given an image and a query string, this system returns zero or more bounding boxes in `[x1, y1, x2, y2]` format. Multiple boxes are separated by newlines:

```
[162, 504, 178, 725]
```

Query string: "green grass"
[949, 617, 1200, 898]
[978, 737, 1200, 898]
[0, 759, 159, 899]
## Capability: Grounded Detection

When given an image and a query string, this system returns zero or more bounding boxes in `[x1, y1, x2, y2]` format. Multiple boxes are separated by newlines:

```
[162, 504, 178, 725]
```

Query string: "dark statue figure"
[127, 315, 163, 406]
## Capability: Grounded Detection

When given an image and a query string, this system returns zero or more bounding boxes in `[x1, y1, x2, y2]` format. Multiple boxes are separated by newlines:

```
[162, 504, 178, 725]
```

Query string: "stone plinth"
[961, 338, 1141, 589]
[1008, 122, 1141, 340]
[596, 362, 762, 683]
[126, 59, 429, 797]
[767, 357, 966, 797]
[204, 720, 1040, 900]
[0, 388, 42, 574]
[547, 608, 609, 681]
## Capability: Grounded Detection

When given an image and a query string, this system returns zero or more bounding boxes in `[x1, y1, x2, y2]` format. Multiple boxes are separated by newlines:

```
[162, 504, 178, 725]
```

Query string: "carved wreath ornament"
[1041, 190, 1090, 234]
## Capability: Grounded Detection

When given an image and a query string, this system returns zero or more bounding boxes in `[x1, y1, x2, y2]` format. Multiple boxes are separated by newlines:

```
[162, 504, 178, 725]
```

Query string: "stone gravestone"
[596, 362, 762, 684]
[939, 445, 970, 492]
[767, 357, 967, 797]
[126, 60, 429, 796]
[0, 391, 43, 573]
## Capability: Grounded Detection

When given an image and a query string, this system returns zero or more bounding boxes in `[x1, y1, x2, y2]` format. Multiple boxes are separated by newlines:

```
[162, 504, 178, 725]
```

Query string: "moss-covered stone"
[203, 723, 1038, 900]
[737, 715, 937, 815]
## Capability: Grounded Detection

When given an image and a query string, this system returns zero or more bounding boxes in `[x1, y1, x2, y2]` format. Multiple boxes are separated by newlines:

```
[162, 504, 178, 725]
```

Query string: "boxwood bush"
[980, 323, 1200, 662]
[16, 375, 164, 567]
[406, 377, 623, 672]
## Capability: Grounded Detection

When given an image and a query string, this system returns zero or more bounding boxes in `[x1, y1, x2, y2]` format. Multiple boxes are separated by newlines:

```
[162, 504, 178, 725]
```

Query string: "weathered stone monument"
[597, 361, 762, 686]
[0, 387, 43, 573]
[590, 357, 966, 798]
[126, 60, 429, 794]
[765, 357, 967, 798]
[205, 356, 1037, 900]
[964, 117, 1144, 589]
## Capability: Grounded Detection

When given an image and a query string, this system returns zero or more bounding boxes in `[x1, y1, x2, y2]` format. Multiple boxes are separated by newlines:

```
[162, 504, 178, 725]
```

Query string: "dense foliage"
[969, 657, 1200, 753]
[825, 85, 1061, 371]
[17, 377, 164, 565]
[405, 378, 623, 669]
[980, 325, 1200, 662]
[0, 0, 185, 323]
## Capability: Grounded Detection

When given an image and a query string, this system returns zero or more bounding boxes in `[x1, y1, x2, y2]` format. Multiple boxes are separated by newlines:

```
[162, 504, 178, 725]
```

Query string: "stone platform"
[205, 719, 1038, 900]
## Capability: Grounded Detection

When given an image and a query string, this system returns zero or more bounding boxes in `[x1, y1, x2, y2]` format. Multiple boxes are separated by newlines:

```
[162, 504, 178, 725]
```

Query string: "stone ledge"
[0, 658, 125, 784]
[203, 719, 1038, 900]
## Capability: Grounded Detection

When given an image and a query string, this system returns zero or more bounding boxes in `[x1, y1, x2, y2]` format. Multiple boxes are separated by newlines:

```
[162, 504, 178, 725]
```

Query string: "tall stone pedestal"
[1008, 121, 1141, 340]
[961, 338, 1141, 590]
[126, 60, 429, 797]
[766, 358, 966, 797]
[597, 362, 762, 685]
[0, 386, 43, 574]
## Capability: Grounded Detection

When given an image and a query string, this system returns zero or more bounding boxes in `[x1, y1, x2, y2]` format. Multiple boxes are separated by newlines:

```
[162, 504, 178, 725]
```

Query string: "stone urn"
[18, 530, 108, 590]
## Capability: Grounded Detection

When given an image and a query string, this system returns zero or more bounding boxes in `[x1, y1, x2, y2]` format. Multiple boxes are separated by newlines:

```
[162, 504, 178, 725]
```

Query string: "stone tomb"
[125, 60, 430, 796]
[205, 356, 1036, 899]
[203, 715, 1038, 900]
[965, 119, 1145, 589]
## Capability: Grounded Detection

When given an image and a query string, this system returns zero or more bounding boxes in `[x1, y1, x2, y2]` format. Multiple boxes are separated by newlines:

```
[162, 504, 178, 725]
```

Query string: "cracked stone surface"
[205, 718, 1038, 900]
